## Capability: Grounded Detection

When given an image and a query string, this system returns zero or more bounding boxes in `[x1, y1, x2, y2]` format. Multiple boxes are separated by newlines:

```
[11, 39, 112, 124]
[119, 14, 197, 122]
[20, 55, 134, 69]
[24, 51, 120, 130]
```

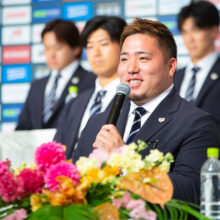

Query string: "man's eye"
[140, 57, 148, 60]
[120, 58, 127, 62]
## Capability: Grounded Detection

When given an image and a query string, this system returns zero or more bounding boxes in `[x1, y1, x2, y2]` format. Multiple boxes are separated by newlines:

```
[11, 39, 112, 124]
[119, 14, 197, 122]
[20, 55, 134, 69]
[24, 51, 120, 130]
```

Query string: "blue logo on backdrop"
[2, 64, 31, 83]
[62, 2, 93, 21]
[158, 15, 179, 35]
[2, 104, 23, 122]
[32, 0, 60, 2]
[32, 5, 61, 23]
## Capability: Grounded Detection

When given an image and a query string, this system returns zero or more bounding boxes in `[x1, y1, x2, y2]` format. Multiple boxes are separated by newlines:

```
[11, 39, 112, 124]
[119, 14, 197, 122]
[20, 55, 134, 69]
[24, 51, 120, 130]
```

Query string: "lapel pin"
[71, 77, 80, 84]
[210, 73, 218, 80]
[158, 117, 165, 123]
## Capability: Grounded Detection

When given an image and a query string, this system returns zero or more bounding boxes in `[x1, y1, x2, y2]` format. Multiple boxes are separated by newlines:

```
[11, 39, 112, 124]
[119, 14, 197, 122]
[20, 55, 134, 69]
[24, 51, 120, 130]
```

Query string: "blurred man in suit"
[174, 1, 220, 123]
[54, 16, 127, 159]
[16, 19, 95, 130]
[73, 18, 220, 204]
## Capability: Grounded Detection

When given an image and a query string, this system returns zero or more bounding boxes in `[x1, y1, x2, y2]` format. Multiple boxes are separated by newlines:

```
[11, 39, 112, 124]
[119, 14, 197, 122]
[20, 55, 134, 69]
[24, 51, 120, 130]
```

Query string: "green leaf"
[28, 204, 63, 220]
[86, 183, 115, 204]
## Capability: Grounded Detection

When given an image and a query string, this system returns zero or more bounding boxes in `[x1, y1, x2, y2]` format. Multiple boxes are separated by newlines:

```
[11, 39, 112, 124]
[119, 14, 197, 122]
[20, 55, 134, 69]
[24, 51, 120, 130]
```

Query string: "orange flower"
[119, 167, 173, 208]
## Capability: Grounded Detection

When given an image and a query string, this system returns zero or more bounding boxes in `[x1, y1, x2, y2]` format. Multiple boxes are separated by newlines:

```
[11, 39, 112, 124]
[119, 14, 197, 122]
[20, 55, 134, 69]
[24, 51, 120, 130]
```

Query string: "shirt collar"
[129, 84, 174, 115]
[51, 59, 80, 79]
[94, 78, 120, 93]
[187, 51, 218, 72]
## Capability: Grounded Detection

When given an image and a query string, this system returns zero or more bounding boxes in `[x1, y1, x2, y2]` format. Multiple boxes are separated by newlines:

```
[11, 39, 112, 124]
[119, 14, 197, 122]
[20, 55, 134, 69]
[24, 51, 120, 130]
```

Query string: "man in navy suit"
[73, 18, 220, 204]
[174, 1, 220, 124]
[54, 16, 127, 158]
[16, 19, 96, 130]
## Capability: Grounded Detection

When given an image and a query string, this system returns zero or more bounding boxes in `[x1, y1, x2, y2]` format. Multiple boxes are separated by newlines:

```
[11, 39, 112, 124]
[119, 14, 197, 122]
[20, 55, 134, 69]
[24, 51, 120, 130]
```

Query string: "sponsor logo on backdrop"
[1, 83, 30, 104]
[158, 15, 179, 35]
[32, 5, 61, 23]
[2, 46, 31, 64]
[32, 64, 50, 80]
[95, 2, 122, 16]
[32, 24, 45, 43]
[2, 0, 30, 5]
[1, 104, 24, 122]
[62, 2, 93, 21]
[125, 0, 156, 17]
[2, 64, 31, 83]
[32, 0, 60, 2]
[31, 44, 46, 63]
[158, 0, 190, 15]
[2, 6, 31, 25]
[2, 25, 31, 45]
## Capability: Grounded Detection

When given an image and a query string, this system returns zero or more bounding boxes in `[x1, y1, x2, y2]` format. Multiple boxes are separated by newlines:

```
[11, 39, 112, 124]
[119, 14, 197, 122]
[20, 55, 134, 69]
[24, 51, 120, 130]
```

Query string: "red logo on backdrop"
[2, 45, 30, 64]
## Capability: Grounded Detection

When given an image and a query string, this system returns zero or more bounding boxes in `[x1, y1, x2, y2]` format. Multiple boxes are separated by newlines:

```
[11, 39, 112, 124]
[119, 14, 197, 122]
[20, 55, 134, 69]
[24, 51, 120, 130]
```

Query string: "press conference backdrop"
[0, 0, 219, 131]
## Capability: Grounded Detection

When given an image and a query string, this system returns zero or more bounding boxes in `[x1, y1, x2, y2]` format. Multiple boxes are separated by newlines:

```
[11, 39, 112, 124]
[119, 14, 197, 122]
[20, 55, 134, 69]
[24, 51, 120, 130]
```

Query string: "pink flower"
[16, 168, 44, 197]
[0, 159, 10, 175]
[112, 191, 131, 208]
[0, 171, 18, 202]
[34, 141, 66, 173]
[45, 161, 80, 191]
[112, 191, 157, 220]
[89, 148, 109, 166]
[3, 209, 27, 220]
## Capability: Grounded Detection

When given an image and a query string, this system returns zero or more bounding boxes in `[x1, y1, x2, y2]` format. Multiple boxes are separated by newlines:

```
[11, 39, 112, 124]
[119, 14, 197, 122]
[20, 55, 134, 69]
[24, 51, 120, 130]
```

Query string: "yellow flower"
[30, 194, 46, 212]
[76, 157, 99, 176]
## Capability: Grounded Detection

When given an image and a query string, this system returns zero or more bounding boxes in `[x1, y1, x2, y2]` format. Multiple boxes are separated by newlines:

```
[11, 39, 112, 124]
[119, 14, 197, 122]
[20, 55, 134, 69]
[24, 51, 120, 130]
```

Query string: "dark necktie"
[43, 73, 61, 124]
[126, 107, 147, 145]
[185, 67, 200, 103]
[90, 90, 106, 117]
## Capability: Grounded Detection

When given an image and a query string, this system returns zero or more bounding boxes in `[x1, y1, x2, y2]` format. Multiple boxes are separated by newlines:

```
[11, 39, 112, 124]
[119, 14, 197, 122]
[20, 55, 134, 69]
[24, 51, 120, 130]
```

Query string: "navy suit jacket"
[54, 88, 95, 159]
[73, 87, 220, 204]
[174, 57, 220, 122]
[16, 65, 96, 130]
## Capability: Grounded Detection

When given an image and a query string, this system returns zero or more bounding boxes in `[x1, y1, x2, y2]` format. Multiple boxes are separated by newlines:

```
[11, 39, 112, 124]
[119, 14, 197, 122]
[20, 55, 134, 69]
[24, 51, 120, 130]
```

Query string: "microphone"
[106, 83, 130, 125]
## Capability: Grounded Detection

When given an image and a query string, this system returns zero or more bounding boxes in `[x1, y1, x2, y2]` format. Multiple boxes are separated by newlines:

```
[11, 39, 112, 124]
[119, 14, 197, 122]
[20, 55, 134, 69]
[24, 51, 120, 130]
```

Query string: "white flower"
[76, 157, 99, 176]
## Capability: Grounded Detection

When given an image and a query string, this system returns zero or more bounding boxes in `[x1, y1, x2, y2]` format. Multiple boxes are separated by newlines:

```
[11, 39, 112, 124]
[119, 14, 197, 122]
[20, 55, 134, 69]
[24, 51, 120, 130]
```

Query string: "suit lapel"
[66, 89, 95, 158]
[195, 58, 220, 106]
[133, 88, 180, 148]
[51, 65, 84, 117]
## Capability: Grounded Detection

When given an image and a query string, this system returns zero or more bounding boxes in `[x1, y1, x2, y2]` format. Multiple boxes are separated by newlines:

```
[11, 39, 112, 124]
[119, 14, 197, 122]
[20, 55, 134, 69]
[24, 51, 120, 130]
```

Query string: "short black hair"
[81, 16, 127, 47]
[41, 19, 80, 49]
[178, 1, 219, 32]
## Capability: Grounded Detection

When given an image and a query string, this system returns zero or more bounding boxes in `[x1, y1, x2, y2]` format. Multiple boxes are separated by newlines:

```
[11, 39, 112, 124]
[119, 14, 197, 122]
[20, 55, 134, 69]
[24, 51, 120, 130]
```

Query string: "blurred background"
[0, 0, 219, 131]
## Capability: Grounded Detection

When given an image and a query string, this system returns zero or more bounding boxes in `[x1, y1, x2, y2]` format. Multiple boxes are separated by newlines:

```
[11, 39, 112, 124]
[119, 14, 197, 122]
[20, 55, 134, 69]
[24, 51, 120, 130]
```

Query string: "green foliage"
[28, 204, 98, 220]
[86, 183, 115, 205]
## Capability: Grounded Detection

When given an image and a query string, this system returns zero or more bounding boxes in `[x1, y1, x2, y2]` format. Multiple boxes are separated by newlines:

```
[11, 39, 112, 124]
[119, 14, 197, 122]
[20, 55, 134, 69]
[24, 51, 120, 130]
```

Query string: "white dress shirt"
[179, 52, 218, 100]
[123, 84, 174, 142]
[78, 77, 120, 137]
[44, 60, 80, 101]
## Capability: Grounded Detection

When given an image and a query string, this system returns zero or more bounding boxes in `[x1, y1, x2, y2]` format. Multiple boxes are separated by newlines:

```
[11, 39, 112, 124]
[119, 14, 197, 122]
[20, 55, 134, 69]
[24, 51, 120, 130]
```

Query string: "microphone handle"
[106, 94, 126, 125]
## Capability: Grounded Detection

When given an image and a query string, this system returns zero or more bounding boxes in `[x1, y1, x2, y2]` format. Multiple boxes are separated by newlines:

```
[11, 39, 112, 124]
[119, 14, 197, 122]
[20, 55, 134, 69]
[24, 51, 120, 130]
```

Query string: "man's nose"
[128, 59, 140, 74]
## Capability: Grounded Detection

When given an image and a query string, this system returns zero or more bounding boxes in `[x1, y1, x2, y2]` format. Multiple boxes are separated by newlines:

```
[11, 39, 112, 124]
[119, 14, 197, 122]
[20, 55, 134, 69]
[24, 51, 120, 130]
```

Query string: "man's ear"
[168, 57, 177, 77]
[73, 46, 81, 58]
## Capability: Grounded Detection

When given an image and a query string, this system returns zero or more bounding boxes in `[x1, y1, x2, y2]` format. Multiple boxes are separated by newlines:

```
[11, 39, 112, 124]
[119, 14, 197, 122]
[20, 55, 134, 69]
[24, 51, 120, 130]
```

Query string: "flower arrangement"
[0, 140, 210, 220]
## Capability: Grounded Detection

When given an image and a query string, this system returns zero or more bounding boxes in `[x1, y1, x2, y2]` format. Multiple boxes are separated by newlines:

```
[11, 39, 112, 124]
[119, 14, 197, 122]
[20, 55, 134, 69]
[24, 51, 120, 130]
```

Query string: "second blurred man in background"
[54, 16, 127, 159]
[174, 1, 220, 124]
[16, 19, 96, 130]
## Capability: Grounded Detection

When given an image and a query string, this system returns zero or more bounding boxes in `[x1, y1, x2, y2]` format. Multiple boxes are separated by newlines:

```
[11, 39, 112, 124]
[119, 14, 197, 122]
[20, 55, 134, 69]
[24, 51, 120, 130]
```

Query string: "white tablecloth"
[0, 129, 56, 168]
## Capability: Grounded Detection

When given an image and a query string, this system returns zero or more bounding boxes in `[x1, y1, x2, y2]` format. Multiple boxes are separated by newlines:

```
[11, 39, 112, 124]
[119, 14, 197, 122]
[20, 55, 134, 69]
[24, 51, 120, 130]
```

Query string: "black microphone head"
[116, 83, 130, 96]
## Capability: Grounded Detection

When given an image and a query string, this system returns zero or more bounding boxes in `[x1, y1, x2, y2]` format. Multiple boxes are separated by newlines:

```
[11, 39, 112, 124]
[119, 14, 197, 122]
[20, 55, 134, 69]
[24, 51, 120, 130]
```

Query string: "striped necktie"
[43, 73, 61, 124]
[126, 107, 147, 145]
[185, 67, 200, 103]
[90, 90, 106, 117]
